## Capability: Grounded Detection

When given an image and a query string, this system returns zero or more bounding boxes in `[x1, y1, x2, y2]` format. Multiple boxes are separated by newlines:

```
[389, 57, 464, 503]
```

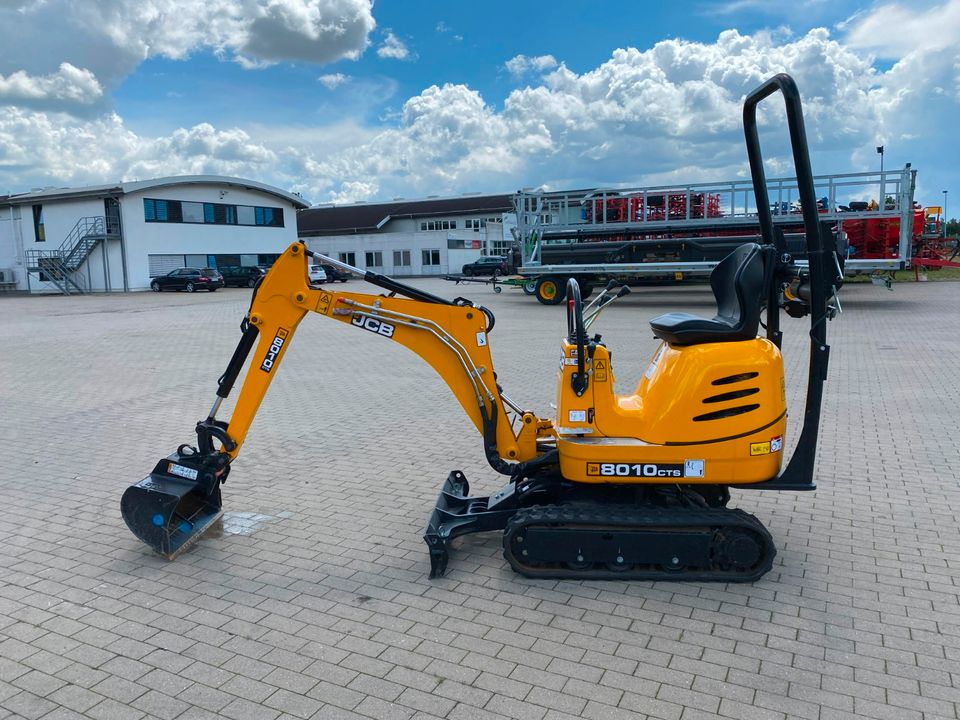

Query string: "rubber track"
[503, 503, 776, 582]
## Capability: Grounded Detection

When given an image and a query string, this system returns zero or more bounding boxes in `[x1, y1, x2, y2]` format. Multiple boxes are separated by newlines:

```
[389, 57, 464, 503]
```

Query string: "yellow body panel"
[224, 243, 788, 487]
[555, 337, 787, 484]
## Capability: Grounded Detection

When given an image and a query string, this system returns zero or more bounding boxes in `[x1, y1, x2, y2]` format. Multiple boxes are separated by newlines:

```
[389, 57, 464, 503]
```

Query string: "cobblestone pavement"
[1, 277, 958, 720]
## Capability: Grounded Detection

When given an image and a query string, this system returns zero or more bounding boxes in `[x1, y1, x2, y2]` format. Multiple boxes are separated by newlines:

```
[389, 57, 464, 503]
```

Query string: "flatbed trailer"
[515, 167, 917, 303]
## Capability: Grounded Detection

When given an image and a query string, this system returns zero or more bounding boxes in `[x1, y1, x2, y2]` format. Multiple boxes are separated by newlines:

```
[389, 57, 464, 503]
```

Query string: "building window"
[237, 206, 256, 225]
[144, 197, 281, 227]
[32, 204, 45, 242]
[339, 252, 356, 266]
[365, 251, 382, 268]
[204, 203, 237, 225]
[424, 219, 456, 231]
[254, 206, 283, 227]
[393, 250, 411, 267]
[422, 249, 440, 266]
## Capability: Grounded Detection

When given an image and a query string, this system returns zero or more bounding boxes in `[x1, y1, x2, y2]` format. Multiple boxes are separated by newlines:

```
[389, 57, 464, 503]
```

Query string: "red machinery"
[585, 192, 722, 224]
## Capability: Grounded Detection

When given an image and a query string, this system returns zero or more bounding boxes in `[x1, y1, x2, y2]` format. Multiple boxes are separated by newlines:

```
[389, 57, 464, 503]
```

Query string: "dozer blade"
[121, 456, 223, 559]
[423, 471, 517, 577]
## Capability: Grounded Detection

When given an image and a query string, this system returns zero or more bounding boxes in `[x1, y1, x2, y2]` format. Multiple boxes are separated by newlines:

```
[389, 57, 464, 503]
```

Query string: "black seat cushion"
[649, 243, 765, 345]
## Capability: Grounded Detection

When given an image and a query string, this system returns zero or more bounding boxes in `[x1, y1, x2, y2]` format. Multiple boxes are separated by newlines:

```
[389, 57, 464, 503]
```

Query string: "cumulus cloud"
[0, 16, 957, 207]
[377, 30, 411, 60]
[504, 54, 558, 79]
[304, 28, 889, 201]
[238, 0, 375, 66]
[0, 63, 104, 113]
[0, 0, 376, 103]
[0, 109, 278, 189]
[318, 72, 350, 89]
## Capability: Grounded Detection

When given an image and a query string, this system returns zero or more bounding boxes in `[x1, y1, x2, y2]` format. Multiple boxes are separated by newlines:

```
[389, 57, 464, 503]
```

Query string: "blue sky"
[1, 0, 957, 215]
[114, 1, 866, 131]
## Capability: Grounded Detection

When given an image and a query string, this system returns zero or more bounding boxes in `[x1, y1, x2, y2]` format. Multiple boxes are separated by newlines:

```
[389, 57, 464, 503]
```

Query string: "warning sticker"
[770, 435, 783, 453]
[594, 359, 607, 382]
[750, 441, 771, 456]
[317, 292, 332, 315]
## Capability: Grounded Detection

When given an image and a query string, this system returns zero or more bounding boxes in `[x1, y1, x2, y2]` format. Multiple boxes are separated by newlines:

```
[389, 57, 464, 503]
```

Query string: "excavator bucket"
[121, 456, 223, 559]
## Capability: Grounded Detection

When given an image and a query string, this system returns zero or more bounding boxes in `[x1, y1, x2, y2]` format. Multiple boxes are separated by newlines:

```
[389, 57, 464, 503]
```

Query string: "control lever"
[585, 284, 631, 330]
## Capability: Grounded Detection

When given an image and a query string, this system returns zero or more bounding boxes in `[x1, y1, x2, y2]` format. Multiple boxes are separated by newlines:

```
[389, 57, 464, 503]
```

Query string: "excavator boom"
[121, 242, 551, 558]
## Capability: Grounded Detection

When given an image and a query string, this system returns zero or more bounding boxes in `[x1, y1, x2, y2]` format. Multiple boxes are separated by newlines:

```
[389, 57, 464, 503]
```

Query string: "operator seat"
[649, 242, 765, 345]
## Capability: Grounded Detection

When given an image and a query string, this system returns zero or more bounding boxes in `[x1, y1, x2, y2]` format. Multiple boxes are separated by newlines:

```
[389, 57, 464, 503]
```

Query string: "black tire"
[522, 280, 537, 295]
[463, 267, 473, 276]
[578, 283, 594, 300]
[185, 282, 195, 293]
[208, 287, 217, 292]
[535, 277, 566, 305]
[247, 277, 257, 288]
[150, 281, 161, 292]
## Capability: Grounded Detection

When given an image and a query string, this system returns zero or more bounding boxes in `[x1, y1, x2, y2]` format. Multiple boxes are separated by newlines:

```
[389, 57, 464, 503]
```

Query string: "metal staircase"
[25, 216, 115, 294]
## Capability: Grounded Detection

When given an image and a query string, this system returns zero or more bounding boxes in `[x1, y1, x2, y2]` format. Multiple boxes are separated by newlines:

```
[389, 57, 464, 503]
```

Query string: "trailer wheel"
[522, 280, 537, 295]
[535, 277, 565, 305]
[578, 283, 594, 300]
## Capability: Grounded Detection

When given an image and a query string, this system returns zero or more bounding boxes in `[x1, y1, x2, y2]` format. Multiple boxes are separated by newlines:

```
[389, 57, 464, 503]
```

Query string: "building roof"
[297, 193, 514, 236]
[0, 175, 310, 209]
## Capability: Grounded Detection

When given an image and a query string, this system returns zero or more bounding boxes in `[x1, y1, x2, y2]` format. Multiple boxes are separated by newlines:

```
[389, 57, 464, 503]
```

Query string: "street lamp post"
[943, 190, 948, 238]
[877, 145, 884, 175]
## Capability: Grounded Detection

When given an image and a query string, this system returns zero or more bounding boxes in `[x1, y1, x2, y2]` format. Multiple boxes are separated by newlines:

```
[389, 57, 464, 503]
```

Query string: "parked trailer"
[515, 167, 917, 304]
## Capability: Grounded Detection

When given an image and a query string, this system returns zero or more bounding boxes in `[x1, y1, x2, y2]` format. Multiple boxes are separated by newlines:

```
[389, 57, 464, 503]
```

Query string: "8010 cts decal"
[586, 460, 705, 478]
[588, 463, 683, 478]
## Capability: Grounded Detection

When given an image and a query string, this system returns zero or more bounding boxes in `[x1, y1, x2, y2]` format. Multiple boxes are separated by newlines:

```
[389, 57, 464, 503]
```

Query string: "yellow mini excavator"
[122, 75, 845, 582]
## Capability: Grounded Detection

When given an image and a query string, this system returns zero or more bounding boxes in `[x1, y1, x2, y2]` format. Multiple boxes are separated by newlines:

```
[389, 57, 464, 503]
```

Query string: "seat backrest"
[709, 243, 765, 334]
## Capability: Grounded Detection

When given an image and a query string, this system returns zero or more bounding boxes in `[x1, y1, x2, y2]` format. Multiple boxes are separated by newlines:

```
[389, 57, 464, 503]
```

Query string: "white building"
[297, 194, 517, 276]
[0, 176, 308, 293]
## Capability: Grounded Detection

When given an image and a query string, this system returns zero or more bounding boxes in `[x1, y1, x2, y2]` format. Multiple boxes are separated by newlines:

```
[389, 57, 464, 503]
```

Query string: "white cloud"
[0, 17, 957, 208]
[504, 54, 558, 79]
[377, 30, 411, 60]
[318, 72, 350, 89]
[842, 1, 960, 57]
[0, 0, 376, 104]
[0, 63, 104, 112]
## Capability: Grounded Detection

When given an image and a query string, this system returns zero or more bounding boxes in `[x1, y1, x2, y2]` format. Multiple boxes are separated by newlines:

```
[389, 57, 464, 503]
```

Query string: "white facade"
[301, 204, 516, 277]
[0, 176, 307, 292]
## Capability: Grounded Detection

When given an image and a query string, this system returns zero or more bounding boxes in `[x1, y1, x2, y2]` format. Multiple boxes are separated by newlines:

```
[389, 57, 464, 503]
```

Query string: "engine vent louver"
[711, 371, 759, 386]
[702, 387, 760, 404]
[693, 404, 760, 422]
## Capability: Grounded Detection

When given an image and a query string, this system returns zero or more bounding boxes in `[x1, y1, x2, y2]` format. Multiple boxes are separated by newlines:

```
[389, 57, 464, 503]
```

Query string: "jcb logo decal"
[260, 327, 290, 373]
[351, 313, 395, 338]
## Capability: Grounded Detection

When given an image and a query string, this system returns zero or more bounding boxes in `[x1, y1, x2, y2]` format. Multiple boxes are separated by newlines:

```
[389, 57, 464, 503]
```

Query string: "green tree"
[947, 218, 958, 237]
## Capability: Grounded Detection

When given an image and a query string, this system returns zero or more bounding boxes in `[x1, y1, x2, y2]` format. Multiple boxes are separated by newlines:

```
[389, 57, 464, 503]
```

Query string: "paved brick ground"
[0, 277, 958, 720]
